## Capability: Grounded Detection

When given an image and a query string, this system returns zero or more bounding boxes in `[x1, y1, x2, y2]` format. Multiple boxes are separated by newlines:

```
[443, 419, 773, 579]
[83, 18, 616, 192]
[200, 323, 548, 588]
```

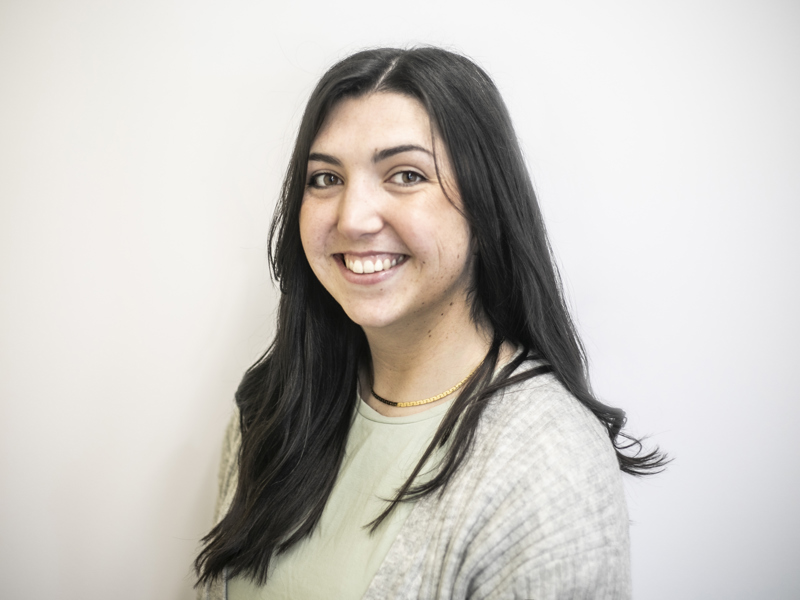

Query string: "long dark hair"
[195, 46, 667, 586]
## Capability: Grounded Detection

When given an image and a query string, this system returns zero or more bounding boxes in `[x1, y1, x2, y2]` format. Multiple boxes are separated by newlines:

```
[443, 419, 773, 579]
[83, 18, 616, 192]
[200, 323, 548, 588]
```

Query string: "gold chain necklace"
[371, 363, 481, 408]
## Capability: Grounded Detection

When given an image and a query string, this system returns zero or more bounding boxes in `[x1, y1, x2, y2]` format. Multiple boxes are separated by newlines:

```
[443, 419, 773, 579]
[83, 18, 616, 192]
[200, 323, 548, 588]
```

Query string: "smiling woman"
[194, 47, 667, 600]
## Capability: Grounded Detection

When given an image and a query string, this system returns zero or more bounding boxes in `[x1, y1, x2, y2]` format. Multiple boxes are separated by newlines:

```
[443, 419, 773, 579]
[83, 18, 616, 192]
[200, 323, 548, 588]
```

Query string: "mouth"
[339, 253, 407, 274]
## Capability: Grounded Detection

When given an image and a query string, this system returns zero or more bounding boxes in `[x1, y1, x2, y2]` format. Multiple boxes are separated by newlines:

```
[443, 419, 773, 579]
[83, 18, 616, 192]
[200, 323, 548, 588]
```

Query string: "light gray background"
[1, 1, 798, 598]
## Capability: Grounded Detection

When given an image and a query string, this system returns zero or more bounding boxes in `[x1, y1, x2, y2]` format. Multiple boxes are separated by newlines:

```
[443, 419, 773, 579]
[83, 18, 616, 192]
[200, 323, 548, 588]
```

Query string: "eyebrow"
[372, 144, 433, 163]
[306, 144, 433, 166]
[307, 152, 342, 166]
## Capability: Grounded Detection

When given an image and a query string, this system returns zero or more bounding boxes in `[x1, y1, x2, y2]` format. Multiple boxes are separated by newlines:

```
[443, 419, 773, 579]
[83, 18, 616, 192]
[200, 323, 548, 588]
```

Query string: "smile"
[341, 253, 406, 274]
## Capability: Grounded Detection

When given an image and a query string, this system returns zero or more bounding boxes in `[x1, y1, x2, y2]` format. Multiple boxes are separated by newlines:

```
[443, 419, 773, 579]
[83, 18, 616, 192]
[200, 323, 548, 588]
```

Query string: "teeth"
[344, 254, 404, 274]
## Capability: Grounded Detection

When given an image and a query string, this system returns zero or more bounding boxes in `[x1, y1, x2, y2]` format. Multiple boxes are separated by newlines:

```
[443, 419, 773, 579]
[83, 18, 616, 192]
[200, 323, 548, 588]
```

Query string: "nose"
[336, 177, 384, 240]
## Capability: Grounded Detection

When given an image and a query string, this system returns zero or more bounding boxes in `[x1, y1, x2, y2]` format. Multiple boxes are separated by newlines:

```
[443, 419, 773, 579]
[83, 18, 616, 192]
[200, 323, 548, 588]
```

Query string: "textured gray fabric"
[362, 372, 630, 600]
[196, 409, 240, 600]
[198, 371, 630, 600]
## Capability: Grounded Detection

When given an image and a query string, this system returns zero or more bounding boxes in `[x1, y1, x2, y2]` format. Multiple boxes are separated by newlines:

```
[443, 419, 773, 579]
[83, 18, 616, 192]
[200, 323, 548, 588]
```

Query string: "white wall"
[1, 1, 797, 598]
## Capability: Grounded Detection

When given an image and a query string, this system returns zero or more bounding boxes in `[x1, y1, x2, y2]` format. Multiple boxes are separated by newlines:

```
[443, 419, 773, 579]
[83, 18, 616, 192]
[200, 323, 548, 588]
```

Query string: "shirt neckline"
[356, 394, 454, 424]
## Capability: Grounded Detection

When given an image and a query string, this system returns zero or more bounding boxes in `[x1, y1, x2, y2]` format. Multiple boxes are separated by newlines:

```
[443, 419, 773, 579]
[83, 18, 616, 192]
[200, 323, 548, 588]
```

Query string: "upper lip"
[336, 251, 407, 257]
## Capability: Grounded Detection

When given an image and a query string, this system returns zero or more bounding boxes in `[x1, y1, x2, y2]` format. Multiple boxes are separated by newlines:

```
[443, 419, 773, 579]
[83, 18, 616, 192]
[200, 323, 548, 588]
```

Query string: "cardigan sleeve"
[213, 406, 241, 526]
[197, 407, 241, 600]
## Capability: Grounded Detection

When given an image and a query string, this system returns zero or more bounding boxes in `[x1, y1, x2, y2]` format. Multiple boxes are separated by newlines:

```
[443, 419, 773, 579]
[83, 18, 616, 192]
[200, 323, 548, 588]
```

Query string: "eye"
[308, 172, 343, 188]
[389, 171, 426, 186]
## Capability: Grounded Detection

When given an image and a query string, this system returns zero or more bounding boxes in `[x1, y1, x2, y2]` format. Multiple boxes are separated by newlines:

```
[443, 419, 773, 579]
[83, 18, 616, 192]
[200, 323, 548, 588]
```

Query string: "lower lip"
[336, 255, 405, 285]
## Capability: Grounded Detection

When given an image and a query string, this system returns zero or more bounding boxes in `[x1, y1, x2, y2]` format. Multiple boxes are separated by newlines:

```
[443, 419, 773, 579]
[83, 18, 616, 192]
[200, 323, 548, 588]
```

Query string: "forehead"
[311, 92, 434, 153]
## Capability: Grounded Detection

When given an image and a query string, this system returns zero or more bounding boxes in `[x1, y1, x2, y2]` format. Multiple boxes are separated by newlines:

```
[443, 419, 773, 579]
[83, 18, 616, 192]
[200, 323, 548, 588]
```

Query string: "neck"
[360, 299, 493, 417]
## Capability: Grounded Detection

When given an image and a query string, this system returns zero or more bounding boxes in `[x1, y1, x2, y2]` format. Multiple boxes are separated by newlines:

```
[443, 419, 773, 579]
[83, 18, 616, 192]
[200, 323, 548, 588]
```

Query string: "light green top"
[227, 395, 451, 600]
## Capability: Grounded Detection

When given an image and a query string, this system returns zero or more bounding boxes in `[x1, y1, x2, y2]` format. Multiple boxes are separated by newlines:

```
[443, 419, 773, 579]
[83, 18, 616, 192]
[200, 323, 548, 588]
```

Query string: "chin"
[341, 304, 404, 331]
[345, 313, 396, 331]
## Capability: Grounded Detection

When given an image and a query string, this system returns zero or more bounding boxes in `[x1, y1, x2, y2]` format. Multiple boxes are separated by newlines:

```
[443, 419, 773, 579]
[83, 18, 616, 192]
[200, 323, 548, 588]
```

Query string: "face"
[299, 92, 474, 334]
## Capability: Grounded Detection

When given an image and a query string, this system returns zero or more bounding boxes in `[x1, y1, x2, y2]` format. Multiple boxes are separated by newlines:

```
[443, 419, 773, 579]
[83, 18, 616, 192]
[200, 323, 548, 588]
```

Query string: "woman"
[195, 47, 665, 599]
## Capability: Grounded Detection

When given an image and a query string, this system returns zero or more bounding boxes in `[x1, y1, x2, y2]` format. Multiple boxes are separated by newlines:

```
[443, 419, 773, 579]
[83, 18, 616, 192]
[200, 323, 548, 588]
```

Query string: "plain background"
[1, 1, 798, 598]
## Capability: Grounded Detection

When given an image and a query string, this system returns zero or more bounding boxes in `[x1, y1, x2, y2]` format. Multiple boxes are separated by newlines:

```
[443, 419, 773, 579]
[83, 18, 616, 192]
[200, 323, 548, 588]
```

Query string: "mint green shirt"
[228, 396, 451, 600]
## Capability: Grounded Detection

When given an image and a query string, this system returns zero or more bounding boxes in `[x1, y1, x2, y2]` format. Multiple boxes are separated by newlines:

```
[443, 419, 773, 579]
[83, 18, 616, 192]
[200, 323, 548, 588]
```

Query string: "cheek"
[450, 224, 476, 287]
[299, 203, 323, 260]
[299, 202, 339, 290]
[442, 217, 473, 265]
[298, 205, 311, 252]
[423, 219, 472, 287]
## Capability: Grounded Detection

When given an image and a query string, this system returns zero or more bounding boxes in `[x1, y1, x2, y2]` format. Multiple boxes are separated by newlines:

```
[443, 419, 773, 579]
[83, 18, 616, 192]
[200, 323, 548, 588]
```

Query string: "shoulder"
[446, 369, 631, 598]
[477, 368, 619, 479]
[467, 368, 627, 540]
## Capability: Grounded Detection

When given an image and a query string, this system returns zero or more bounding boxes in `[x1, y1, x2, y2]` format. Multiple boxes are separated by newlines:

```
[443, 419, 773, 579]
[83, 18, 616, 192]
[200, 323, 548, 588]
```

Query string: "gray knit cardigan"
[198, 372, 631, 599]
